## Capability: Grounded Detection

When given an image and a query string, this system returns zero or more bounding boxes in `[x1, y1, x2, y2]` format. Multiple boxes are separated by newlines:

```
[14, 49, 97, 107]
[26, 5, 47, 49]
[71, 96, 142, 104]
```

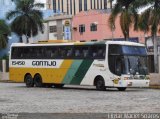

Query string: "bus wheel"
[25, 74, 34, 87]
[95, 77, 106, 91]
[54, 84, 64, 88]
[117, 87, 126, 91]
[34, 74, 43, 87]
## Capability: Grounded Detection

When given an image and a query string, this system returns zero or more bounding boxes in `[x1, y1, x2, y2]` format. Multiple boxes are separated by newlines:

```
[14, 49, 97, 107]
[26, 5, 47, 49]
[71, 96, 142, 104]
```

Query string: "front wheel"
[95, 78, 106, 91]
[25, 74, 34, 87]
[117, 87, 126, 91]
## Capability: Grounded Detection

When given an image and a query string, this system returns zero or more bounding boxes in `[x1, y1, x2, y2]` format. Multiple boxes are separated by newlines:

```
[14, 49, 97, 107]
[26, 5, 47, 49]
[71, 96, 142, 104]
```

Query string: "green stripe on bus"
[62, 60, 83, 84]
[70, 60, 94, 85]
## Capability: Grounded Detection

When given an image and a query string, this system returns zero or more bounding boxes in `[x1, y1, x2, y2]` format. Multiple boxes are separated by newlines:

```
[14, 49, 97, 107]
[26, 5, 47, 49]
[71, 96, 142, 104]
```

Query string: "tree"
[138, 0, 160, 73]
[6, 0, 44, 43]
[0, 19, 10, 49]
[109, 0, 139, 40]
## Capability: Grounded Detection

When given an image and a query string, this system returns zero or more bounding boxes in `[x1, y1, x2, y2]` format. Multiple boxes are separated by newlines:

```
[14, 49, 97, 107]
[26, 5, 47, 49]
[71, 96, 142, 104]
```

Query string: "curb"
[149, 85, 160, 89]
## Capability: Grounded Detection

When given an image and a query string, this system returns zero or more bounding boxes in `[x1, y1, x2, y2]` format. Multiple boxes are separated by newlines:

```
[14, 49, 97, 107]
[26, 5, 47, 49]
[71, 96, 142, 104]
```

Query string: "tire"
[54, 84, 64, 88]
[34, 74, 43, 87]
[95, 78, 106, 91]
[117, 87, 126, 91]
[25, 74, 34, 87]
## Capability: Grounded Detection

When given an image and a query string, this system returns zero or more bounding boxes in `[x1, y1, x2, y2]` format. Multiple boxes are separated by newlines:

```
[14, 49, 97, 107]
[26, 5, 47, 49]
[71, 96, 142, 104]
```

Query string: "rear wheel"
[25, 74, 34, 87]
[117, 87, 126, 91]
[95, 77, 106, 91]
[54, 84, 64, 88]
[34, 74, 43, 87]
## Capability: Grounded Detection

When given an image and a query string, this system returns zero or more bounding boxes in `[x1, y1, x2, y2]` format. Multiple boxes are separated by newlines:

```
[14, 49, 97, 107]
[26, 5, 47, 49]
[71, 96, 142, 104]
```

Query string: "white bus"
[9, 40, 150, 91]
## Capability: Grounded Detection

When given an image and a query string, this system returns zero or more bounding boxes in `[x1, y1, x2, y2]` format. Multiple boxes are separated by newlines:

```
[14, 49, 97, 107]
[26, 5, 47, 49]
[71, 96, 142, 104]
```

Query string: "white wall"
[48, 21, 57, 40]
[27, 23, 48, 43]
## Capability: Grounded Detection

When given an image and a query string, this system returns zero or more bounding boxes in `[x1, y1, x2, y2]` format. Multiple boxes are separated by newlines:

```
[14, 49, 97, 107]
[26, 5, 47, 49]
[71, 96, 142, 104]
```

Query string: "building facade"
[28, 14, 72, 43]
[72, 10, 148, 43]
[45, 14, 72, 40]
[51, 0, 112, 15]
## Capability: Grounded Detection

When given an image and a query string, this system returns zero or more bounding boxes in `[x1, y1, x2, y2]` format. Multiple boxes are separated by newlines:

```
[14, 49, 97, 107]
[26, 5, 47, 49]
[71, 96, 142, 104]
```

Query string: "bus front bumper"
[113, 79, 150, 88]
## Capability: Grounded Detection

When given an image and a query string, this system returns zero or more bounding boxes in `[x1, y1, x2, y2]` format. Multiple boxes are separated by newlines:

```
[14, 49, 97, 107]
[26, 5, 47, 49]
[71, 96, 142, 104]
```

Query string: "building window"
[79, 24, 85, 33]
[62, 0, 64, 12]
[50, 26, 57, 33]
[53, 0, 56, 12]
[74, 0, 76, 14]
[90, 0, 92, 9]
[67, 0, 69, 14]
[94, 0, 96, 9]
[100, 0, 103, 9]
[97, 0, 99, 9]
[58, 0, 60, 11]
[70, 0, 72, 14]
[79, 0, 82, 12]
[84, 0, 87, 11]
[90, 23, 97, 31]
[104, 0, 107, 9]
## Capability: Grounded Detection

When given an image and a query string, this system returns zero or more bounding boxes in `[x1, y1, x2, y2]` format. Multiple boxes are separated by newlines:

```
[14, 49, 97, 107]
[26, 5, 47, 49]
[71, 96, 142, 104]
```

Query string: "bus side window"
[60, 47, 66, 58]
[75, 49, 80, 57]
[83, 49, 88, 57]
[46, 49, 52, 58]
[66, 47, 73, 58]
[98, 49, 103, 57]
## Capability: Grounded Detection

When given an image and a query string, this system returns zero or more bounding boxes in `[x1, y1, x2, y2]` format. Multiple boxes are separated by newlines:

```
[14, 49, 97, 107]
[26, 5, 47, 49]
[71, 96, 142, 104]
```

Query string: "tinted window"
[109, 45, 147, 55]
[108, 45, 122, 55]
[122, 46, 147, 55]
[11, 45, 106, 60]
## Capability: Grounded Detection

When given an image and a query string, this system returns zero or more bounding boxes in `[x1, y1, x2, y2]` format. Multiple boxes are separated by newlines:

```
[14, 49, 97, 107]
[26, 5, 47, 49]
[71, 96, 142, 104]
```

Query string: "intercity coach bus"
[9, 40, 150, 91]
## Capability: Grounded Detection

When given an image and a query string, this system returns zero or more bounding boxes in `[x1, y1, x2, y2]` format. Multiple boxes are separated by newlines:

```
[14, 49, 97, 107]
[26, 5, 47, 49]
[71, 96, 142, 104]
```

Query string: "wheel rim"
[97, 80, 104, 89]
[34, 75, 42, 87]
[25, 76, 33, 87]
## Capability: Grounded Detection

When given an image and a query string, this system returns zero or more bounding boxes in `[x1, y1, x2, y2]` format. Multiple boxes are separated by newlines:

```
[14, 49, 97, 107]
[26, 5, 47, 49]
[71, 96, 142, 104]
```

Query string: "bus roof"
[11, 40, 145, 47]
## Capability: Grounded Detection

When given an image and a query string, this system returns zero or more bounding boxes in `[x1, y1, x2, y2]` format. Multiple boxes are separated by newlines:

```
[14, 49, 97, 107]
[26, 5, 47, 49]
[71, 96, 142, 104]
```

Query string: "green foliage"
[138, 0, 160, 36]
[0, 54, 9, 60]
[0, 20, 10, 49]
[6, 0, 44, 42]
[109, 0, 139, 40]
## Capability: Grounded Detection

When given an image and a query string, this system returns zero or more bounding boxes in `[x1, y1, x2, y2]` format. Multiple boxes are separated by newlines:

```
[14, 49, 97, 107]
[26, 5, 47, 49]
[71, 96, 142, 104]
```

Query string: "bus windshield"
[122, 56, 148, 75]
[108, 45, 149, 76]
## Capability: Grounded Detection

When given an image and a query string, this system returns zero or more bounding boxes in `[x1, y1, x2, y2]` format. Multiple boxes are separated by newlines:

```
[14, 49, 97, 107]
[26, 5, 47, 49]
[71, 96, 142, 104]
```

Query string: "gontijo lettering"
[32, 61, 56, 66]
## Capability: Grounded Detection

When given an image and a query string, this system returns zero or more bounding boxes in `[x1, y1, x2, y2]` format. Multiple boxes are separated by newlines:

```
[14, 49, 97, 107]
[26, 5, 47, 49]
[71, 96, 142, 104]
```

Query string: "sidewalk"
[0, 72, 9, 80]
[0, 72, 14, 83]
[149, 73, 160, 89]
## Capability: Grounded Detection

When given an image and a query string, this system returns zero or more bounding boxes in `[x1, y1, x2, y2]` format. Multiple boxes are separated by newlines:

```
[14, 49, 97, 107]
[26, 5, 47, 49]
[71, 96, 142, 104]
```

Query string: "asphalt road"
[0, 83, 160, 118]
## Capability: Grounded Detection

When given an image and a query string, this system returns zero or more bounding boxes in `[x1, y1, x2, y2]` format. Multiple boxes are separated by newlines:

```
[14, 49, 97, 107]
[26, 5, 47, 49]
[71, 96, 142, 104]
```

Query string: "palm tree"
[138, 0, 160, 73]
[0, 19, 10, 49]
[109, 0, 139, 40]
[6, 0, 44, 43]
